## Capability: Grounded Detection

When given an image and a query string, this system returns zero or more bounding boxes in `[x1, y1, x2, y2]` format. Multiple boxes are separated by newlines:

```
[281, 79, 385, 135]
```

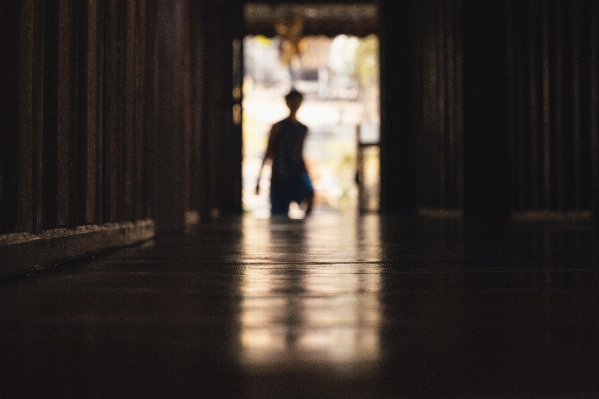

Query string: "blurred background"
[243, 33, 380, 218]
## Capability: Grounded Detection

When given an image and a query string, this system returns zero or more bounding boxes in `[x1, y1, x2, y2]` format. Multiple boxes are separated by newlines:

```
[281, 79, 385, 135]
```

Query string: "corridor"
[1, 213, 599, 398]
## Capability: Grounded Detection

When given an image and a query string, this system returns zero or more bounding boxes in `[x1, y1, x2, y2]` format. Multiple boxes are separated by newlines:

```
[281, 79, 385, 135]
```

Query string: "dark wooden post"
[199, 2, 220, 218]
[462, 0, 511, 220]
[591, 0, 599, 228]
[41, 0, 81, 228]
[0, 0, 22, 233]
[200, 0, 244, 218]
[188, 0, 205, 215]
[221, 0, 244, 216]
[153, 0, 188, 231]
[378, 0, 418, 215]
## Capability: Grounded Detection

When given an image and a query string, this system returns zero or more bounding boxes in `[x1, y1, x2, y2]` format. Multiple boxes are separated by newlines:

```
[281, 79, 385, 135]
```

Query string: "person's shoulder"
[289, 119, 307, 129]
[273, 118, 293, 130]
[271, 120, 284, 132]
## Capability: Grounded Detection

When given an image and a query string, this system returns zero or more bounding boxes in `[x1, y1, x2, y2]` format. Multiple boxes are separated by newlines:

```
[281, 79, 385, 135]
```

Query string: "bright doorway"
[242, 29, 380, 218]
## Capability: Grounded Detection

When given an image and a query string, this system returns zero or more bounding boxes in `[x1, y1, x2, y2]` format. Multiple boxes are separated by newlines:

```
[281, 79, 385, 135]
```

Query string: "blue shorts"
[270, 173, 314, 215]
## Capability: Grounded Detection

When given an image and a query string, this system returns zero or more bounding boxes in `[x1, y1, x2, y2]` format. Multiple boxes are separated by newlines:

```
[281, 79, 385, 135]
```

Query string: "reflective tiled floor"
[1, 213, 599, 398]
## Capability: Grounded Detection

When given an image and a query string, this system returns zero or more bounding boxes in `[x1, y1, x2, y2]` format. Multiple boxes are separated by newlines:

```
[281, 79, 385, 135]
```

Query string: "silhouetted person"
[256, 89, 314, 217]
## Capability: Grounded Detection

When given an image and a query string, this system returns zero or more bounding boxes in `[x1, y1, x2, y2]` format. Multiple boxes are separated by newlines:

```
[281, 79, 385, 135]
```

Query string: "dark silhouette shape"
[256, 89, 314, 217]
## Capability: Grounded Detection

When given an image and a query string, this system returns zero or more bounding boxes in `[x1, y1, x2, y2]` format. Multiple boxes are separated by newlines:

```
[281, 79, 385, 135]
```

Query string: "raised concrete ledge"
[0, 219, 155, 280]
[418, 208, 463, 219]
[417, 209, 594, 224]
[512, 210, 593, 223]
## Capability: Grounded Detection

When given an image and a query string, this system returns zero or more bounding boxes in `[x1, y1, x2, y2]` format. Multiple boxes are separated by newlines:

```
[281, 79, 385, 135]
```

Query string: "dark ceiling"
[244, 3, 379, 37]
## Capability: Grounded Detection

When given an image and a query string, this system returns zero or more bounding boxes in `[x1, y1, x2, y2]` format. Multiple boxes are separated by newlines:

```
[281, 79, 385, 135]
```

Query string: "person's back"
[270, 118, 308, 189]
[256, 89, 314, 217]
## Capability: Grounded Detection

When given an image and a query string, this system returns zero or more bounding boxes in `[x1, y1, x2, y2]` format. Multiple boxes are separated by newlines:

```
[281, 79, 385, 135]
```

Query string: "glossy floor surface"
[2, 213, 599, 398]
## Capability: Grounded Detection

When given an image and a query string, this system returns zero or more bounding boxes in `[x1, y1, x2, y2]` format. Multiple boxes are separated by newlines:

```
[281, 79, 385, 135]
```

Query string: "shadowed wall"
[1, 0, 599, 250]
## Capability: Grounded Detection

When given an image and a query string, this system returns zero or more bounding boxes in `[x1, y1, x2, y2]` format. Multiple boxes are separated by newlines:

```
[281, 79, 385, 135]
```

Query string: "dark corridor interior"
[1, 0, 599, 236]
[1, 1, 599, 397]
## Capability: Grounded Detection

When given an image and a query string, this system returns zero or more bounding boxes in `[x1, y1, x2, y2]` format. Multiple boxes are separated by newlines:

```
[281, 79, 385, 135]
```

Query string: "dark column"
[0, 0, 44, 233]
[590, 0, 599, 228]
[189, 0, 205, 214]
[76, 0, 104, 225]
[379, 0, 418, 215]
[200, 3, 222, 219]
[41, 1, 59, 228]
[200, 0, 244, 218]
[215, 0, 243, 215]
[153, 0, 188, 231]
[462, 1, 511, 220]
[143, 1, 158, 221]
[0, 0, 22, 233]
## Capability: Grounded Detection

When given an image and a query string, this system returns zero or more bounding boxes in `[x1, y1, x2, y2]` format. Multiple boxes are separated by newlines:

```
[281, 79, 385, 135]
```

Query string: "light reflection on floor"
[239, 214, 382, 369]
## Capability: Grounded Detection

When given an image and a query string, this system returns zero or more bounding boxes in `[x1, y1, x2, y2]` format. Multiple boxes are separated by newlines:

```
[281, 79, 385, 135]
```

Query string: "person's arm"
[299, 127, 309, 173]
[256, 123, 279, 194]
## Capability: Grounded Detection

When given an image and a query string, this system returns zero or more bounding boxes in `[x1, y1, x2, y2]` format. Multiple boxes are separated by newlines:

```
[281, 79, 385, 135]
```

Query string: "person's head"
[285, 89, 303, 114]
